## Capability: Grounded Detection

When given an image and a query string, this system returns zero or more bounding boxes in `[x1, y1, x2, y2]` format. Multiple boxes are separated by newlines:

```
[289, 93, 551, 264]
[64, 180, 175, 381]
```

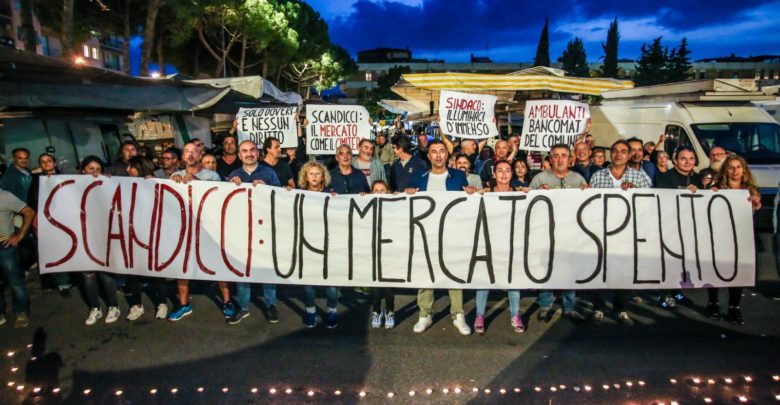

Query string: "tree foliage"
[560, 37, 589, 77]
[533, 17, 550, 67]
[600, 18, 619, 78]
[634, 36, 693, 86]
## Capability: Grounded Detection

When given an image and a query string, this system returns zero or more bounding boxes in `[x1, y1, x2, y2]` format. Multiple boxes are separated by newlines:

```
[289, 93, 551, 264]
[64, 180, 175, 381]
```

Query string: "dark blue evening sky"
[309, 0, 780, 62]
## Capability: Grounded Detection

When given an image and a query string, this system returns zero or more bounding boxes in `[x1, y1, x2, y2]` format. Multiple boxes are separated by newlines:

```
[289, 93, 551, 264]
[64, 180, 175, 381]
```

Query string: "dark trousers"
[371, 288, 395, 312]
[82, 272, 118, 309]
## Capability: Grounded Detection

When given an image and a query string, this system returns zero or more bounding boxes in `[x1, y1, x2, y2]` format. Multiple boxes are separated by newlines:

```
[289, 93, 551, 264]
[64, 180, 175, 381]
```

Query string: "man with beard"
[217, 134, 241, 180]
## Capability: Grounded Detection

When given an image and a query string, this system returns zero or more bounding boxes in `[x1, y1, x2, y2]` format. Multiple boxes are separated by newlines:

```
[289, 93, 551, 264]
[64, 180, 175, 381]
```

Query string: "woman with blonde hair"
[295, 161, 340, 328]
[707, 154, 761, 324]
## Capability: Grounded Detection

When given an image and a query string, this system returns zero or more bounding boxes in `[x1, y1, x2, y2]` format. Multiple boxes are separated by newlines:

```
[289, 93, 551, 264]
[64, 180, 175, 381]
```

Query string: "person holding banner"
[474, 160, 525, 334]
[124, 156, 173, 321]
[588, 140, 652, 326]
[707, 154, 761, 324]
[441, 135, 485, 175]
[261, 137, 295, 189]
[227, 140, 282, 325]
[368, 180, 397, 329]
[77, 156, 122, 326]
[654, 145, 704, 310]
[389, 136, 427, 192]
[407, 140, 476, 336]
[154, 148, 181, 179]
[295, 161, 341, 329]
[529, 144, 587, 322]
[627, 137, 657, 186]
[167, 141, 230, 322]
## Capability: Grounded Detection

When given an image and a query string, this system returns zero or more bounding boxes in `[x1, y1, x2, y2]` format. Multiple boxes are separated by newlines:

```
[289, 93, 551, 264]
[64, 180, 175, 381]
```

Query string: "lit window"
[92, 47, 99, 59]
[365, 72, 373, 81]
[83, 45, 90, 57]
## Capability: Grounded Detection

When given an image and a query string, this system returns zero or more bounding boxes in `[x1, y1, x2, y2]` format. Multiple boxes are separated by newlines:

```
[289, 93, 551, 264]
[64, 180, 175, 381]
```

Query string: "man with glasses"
[529, 144, 588, 322]
[589, 140, 652, 326]
[154, 148, 181, 179]
[699, 146, 728, 182]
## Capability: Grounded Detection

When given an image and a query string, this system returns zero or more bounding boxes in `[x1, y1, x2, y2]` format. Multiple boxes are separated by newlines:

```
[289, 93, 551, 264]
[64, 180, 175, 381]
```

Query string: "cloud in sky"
[311, 0, 780, 62]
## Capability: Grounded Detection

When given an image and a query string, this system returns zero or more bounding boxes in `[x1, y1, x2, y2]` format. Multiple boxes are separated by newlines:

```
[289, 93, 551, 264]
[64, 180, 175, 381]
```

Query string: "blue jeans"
[236, 283, 277, 311]
[0, 245, 29, 314]
[538, 290, 576, 312]
[303, 286, 339, 309]
[476, 290, 520, 317]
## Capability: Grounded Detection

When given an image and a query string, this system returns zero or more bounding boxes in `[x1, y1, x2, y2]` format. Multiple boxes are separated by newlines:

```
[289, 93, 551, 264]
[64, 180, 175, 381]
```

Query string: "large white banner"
[520, 99, 590, 151]
[38, 176, 755, 290]
[236, 107, 299, 148]
[439, 90, 499, 139]
[306, 104, 371, 155]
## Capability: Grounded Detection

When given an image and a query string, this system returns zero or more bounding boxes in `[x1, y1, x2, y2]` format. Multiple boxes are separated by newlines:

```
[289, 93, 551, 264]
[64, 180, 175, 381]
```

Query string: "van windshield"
[691, 123, 780, 164]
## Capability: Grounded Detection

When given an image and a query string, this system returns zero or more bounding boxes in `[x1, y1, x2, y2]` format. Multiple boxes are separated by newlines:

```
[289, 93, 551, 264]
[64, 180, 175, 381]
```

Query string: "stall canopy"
[184, 76, 303, 106]
[0, 48, 235, 113]
[378, 99, 430, 118]
[391, 68, 634, 111]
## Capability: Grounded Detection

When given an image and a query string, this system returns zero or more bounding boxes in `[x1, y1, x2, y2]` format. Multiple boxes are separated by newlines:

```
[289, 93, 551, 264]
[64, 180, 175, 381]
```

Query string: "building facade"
[0, 0, 125, 71]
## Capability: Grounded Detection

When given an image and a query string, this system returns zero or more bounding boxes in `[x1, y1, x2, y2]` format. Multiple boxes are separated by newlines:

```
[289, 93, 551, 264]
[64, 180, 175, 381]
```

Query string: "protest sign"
[520, 100, 590, 151]
[438, 90, 499, 139]
[236, 107, 298, 148]
[39, 176, 755, 290]
[306, 105, 371, 155]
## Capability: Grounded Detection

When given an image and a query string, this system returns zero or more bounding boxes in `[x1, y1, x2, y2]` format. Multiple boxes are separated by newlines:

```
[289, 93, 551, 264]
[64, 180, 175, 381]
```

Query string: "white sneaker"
[413, 315, 432, 333]
[126, 305, 145, 321]
[155, 304, 168, 320]
[85, 308, 102, 326]
[453, 313, 472, 336]
[384, 311, 395, 329]
[370, 311, 382, 328]
[105, 306, 120, 324]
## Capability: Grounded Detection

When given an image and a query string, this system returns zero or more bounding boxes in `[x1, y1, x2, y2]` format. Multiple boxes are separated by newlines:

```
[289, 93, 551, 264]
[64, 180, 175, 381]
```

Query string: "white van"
[589, 81, 780, 228]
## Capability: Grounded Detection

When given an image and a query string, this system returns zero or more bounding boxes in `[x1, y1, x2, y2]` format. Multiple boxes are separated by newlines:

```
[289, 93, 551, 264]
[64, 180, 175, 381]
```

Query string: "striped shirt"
[589, 167, 652, 189]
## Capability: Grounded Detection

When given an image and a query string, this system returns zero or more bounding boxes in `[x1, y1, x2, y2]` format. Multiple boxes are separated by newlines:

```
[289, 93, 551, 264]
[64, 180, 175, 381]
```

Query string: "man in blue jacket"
[408, 140, 476, 336]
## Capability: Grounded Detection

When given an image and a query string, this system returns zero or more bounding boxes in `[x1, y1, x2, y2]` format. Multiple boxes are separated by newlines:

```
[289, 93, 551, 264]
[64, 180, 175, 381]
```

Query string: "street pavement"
[0, 234, 778, 404]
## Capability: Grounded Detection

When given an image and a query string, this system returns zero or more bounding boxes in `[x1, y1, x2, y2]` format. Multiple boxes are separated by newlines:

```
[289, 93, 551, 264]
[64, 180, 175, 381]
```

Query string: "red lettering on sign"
[43, 179, 77, 268]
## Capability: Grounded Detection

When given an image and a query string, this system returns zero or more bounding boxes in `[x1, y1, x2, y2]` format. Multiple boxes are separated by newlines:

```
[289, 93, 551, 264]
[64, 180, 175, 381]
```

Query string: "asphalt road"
[0, 234, 778, 404]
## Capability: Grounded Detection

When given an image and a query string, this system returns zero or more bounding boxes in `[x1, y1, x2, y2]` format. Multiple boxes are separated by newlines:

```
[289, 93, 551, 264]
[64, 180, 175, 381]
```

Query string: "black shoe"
[706, 303, 721, 320]
[228, 309, 250, 325]
[537, 308, 552, 322]
[564, 310, 583, 322]
[267, 305, 279, 323]
[726, 307, 744, 325]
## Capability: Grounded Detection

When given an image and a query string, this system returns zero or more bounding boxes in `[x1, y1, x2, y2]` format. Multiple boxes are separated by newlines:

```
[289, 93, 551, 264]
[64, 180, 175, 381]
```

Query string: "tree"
[139, 0, 164, 76]
[600, 18, 619, 78]
[634, 37, 668, 86]
[61, 0, 75, 57]
[90, 0, 143, 74]
[666, 37, 692, 82]
[533, 17, 550, 67]
[283, 47, 352, 99]
[560, 37, 588, 77]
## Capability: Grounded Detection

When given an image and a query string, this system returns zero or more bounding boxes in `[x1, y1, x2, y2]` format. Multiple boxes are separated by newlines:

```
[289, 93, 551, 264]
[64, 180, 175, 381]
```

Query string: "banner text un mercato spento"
[38, 176, 755, 290]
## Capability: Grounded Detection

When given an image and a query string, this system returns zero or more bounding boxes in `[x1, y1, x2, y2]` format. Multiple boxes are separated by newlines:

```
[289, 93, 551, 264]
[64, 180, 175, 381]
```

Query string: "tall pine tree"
[666, 37, 692, 82]
[600, 18, 619, 78]
[561, 37, 589, 77]
[533, 17, 550, 67]
[634, 37, 668, 86]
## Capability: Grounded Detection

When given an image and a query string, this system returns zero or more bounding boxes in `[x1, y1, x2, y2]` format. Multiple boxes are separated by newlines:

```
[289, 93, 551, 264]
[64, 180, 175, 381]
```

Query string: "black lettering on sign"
[408, 196, 436, 282]
[438, 197, 467, 284]
[498, 194, 527, 283]
[576, 194, 603, 284]
[707, 194, 738, 282]
[348, 198, 377, 281]
[377, 197, 407, 283]
[524, 195, 555, 284]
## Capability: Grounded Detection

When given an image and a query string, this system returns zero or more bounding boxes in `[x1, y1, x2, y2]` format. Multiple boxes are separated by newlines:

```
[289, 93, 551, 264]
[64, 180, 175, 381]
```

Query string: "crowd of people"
[0, 126, 767, 334]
